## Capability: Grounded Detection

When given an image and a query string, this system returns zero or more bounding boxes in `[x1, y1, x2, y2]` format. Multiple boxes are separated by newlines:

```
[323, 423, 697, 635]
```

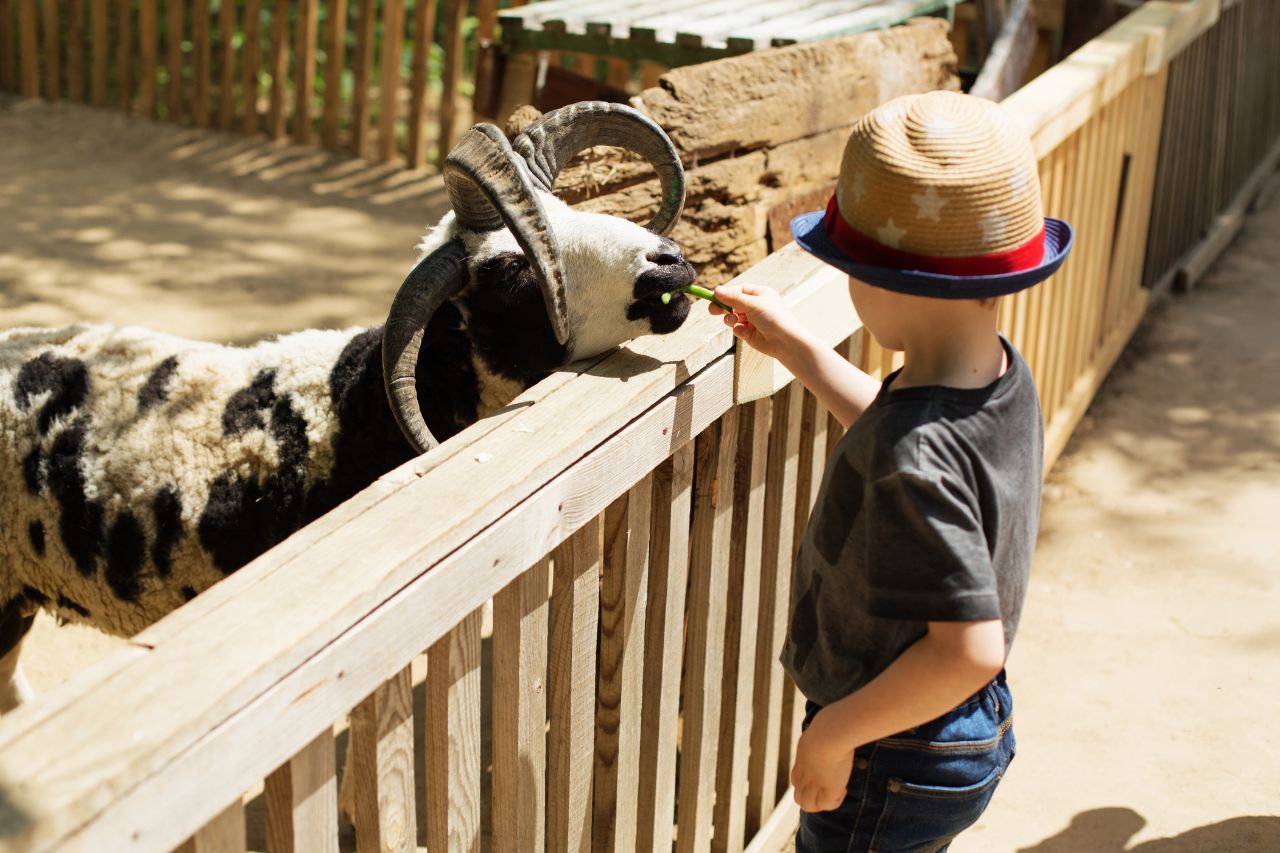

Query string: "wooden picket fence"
[1, 1, 1278, 852]
[0, 0, 510, 167]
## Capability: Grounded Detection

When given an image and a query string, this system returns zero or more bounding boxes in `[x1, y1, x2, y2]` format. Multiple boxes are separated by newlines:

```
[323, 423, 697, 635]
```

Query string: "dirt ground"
[3, 96, 1278, 851]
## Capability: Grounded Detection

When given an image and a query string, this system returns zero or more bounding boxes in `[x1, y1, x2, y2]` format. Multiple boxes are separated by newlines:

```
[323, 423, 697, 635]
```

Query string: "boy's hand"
[709, 283, 804, 360]
[791, 713, 856, 813]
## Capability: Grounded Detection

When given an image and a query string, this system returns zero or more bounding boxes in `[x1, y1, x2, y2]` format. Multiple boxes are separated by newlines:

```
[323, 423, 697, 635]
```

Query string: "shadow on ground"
[1021, 808, 1280, 852]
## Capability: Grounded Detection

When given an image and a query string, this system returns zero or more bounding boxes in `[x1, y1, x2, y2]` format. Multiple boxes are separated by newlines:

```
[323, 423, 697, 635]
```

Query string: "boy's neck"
[892, 317, 1006, 392]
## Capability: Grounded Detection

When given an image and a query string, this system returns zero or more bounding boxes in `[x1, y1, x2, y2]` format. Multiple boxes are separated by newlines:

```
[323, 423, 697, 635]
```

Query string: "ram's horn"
[442, 123, 571, 345]
[382, 238, 470, 454]
[512, 101, 685, 236]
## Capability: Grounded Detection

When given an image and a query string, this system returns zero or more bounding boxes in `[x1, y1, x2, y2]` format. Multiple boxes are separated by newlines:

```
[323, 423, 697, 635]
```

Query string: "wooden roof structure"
[498, 0, 959, 67]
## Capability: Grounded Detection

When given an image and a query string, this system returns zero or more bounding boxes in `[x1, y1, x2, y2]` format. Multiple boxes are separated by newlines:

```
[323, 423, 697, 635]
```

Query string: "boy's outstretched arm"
[790, 619, 1006, 813]
[711, 283, 881, 428]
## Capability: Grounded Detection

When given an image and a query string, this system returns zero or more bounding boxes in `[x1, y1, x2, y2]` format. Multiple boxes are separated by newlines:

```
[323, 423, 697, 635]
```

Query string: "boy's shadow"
[1020, 807, 1280, 852]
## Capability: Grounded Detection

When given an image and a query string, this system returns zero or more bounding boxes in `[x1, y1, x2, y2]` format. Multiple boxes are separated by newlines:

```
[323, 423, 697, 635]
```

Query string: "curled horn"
[512, 101, 686, 236]
[442, 123, 570, 345]
[382, 238, 469, 454]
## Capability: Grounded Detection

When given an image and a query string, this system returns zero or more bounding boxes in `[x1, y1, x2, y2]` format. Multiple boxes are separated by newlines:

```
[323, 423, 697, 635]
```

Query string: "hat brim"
[789, 211, 1074, 299]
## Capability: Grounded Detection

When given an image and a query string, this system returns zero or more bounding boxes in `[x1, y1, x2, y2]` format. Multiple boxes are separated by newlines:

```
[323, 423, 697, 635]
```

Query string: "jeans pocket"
[867, 764, 1004, 853]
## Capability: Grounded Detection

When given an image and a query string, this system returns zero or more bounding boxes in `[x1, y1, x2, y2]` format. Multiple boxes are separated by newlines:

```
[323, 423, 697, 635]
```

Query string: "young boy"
[709, 90, 1073, 852]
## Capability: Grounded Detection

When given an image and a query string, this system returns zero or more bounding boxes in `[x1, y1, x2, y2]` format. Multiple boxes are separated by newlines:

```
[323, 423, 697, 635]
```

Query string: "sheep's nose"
[646, 240, 683, 266]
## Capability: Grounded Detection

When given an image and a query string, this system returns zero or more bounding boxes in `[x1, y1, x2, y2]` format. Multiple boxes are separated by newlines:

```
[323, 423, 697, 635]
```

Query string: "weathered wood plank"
[635, 444, 694, 853]
[266, 0, 288, 139]
[264, 729, 339, 853]
[241, 0, 262, 133]
[492, 558, 550, 853]
[594, 477, 652, 853]
[351, 0, 376, 158]
[712, 399, 770, 853]
[548, 516, 601, 853]
[406, 0, 437, 167]
[426, 611, 483, 853]
[970, 0, 1037, 101]
[676, 407, 739, 853]
[293, 0, 318, 143]
[177, 800, 246, 853]
[377, 0, 404, 161]
[437, 0, 467, 161]
[321, 0, 348, 149]
[351, 666, 416, 853]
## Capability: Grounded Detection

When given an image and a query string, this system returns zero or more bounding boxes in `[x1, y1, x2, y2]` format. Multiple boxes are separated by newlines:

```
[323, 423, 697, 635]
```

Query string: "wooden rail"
[0, 0, 502, 167]
[1, 1, 1278, 852]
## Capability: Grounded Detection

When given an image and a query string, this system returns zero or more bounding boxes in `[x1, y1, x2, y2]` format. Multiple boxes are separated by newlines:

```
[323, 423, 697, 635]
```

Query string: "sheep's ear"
[382, 238, 470, 455]
[512, 101, 686, 236]
[443, 124, 571, 346]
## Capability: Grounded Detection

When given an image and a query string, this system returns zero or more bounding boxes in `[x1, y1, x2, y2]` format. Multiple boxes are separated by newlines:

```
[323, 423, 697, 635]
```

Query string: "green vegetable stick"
[661, 284, 733, 312]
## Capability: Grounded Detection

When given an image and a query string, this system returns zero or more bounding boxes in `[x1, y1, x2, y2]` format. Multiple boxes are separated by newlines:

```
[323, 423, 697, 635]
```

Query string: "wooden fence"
[0, 0, 510, 167]
[1, 1, 1278, 852]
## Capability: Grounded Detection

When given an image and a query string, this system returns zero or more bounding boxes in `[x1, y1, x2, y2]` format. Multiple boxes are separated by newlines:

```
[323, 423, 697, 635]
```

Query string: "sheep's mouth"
[630, 263, 696, 333]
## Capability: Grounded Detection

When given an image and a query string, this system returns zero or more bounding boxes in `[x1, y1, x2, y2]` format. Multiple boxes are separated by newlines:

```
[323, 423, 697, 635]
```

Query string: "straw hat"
[790, 90, 1073, 298]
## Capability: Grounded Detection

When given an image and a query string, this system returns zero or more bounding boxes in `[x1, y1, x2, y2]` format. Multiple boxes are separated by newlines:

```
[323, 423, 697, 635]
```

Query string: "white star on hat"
[979, 212, 1006, 247]
[878, 218, 907, 249]
[913, 186, 946, 222]
[851, 172, 867, 204]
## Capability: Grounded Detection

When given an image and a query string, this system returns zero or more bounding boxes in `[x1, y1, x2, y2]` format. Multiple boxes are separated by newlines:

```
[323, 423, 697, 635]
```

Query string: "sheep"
[0, 101, 697, 714]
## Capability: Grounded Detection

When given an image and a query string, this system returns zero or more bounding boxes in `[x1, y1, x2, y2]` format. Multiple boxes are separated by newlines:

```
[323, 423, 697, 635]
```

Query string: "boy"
[709, 91, 1073, 852]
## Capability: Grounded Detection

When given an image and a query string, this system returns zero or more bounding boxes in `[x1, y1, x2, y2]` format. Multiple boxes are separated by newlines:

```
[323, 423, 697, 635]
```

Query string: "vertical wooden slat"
[436, 0, 466, 162]
[191, 0, 211, 126]
[89, 0, 106, 104]
[636, 445, 695, 853]
[136, 0, 156, 115]
[264, 729, 339, 853]
[39, 0, 57, 98]
[745, 383, 804, 834]
[178, 799, 247, 853]
[16, 0, 35, 97]
[640, 60, 663, 89]
[266, 0, 288, 139]
[548, 516, 601, 853]
[217, 0, 237, 129]
[426, 610, 483, 853]
[351, 666, 417, 853]
[473, 0, 498, 74]
[606, 57, 630, 90]
[405, 0, 436, 168]
[712, 400, 770, 853]
[114, 0, 130, 109]
[164, 0, 183, 120]
[676, 408, 739, 853]
[377, 0, 404, 161]
[293, 0, 317, 142]
[492, 557, 550, 853]
[0, 0, 15, 93]
[321, 0, 348, 150]
[594, 477, 652, 853]
[241, 0, 262, 133]
[351, 0, 375, 158]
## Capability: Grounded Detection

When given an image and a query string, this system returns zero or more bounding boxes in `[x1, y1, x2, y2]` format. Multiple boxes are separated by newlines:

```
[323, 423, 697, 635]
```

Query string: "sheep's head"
[384, 102, 696, 454]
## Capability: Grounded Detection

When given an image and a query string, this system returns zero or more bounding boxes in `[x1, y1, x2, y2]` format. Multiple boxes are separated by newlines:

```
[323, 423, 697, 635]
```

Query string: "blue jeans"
[795, 671, 1015, 853]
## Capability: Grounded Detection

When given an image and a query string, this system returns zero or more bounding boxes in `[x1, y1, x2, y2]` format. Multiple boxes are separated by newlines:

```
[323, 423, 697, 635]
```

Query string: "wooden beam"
[293, 0, 317, 143]
[971, 0, 1037, 101]
[320, 0, 348, 150]
[350, 666, 416, 853]
[264, 729, 339, 853]
[425, 611, 483, 853]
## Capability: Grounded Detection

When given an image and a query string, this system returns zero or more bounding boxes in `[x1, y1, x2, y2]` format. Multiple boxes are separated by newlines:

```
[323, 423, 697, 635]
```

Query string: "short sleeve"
[863, 467, 1001, 622]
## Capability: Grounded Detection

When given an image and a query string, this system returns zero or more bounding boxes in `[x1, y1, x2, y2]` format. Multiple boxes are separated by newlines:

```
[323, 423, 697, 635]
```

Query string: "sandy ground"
[3, 96, 1278, 851]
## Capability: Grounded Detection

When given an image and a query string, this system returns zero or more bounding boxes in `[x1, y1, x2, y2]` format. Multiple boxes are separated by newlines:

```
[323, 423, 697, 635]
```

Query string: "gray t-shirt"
[781, 337, 1042, 706]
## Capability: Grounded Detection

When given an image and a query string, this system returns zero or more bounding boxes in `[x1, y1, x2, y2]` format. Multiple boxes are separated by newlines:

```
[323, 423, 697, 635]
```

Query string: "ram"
[0, 102, 695, 711]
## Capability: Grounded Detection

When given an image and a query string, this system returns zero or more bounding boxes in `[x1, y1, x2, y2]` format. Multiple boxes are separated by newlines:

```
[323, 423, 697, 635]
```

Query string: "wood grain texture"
[351, 666, 416, 853]
[548, 517, 602, 853]
[426, 611, 483, 853]
[264, 729, 339, 853]
[177, 799, 246, 853]
[594, 477, 652, 853]
[676, 408, 739, 853]
[635, 444, 695, 853]
[492, 558, 550, 853]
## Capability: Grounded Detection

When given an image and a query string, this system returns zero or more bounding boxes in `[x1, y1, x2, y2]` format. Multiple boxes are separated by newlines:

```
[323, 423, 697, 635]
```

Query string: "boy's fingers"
[714, 284, 767, 313]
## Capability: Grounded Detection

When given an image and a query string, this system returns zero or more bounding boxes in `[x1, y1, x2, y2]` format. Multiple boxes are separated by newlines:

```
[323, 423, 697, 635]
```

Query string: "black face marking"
[180, 586, 198, 602]
[0, 605, 35, 658]
[27, 520, 45, 556]
[14, 353, 90, 435]
[137, 356, 179, 414]
[151, 488, 183, 577]
[21, 447, 43, 495]
[627, 256, 696, 335]
[47, 419, 104, 577]
[464, 252, 568, 389]
[20, 586, 49, 608]
[106, 511, 146, 602]
[56, 596, 90, 618]
[222, 369, 278, 436]
[413, 301, 483, 441]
